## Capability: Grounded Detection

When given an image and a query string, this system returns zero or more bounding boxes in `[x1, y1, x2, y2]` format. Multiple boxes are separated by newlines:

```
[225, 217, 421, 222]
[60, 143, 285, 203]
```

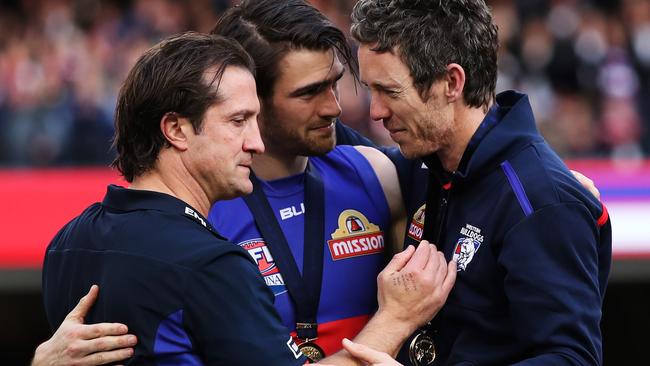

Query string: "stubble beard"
[263, 120, 336, 157]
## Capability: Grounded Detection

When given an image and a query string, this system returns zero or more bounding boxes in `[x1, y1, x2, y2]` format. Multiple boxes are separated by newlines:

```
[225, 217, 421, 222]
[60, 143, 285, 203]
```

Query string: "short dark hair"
[111, 32, 254, 182]
[210, 0, 357, 100]
[351, 0, 498, 109]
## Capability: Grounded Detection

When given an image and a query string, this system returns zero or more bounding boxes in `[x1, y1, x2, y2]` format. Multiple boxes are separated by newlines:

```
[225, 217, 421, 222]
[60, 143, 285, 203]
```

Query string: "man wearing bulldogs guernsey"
[206, 1, 416, 362]
[351, 0, 612, 365]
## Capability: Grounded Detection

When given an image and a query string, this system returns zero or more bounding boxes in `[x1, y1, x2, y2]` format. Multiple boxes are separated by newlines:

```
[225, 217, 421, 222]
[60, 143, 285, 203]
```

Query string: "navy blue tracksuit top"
[338, 90, 612, 365]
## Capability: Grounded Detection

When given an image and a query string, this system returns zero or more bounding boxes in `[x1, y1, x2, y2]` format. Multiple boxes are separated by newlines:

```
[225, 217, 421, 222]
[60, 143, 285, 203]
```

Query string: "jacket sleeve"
[184, 251, 306, 365]
[499, 202, 606, 366]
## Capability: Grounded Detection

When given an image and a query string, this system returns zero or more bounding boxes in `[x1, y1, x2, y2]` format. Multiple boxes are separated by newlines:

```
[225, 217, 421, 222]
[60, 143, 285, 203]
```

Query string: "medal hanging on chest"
[409, 328, 436, 366]
[243, 162, 326, 361]
[298, 340, 325, 363]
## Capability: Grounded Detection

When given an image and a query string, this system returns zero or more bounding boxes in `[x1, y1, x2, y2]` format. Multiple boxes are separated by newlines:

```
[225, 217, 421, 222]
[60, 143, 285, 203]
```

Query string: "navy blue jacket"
[43, 185, 305, 365]
[338, 91, 611, 365]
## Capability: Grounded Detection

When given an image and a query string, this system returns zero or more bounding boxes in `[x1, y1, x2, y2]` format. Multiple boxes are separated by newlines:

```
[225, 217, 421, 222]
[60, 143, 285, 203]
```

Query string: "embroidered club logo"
[239, 238, 287, 295]
[327, 209, 384, 260]
[407, 204, 426, 241]
[452, 224, 484, 271]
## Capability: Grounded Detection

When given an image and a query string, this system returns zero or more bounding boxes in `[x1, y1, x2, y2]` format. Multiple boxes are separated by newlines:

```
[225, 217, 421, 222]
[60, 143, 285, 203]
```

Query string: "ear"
[160, 112, 192, 151]
[444, 63, 466, 104]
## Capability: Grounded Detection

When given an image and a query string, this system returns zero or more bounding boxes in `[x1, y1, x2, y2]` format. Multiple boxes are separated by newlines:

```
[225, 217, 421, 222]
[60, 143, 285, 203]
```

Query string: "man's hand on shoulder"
[32, 285, 137, 366]
[571, 170, 600, 200]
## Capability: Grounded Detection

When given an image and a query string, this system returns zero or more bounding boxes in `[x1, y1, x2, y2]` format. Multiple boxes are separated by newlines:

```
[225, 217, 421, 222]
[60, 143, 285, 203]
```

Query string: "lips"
[387, 126, 406, 135]
[310, 120, 335, 130]
[238, 159, 253, 169]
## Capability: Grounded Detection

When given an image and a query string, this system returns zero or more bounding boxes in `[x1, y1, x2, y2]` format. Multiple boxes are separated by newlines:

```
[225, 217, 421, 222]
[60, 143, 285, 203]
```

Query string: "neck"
[129, 152, 212, 217]
[252, 149, 309, 181]
[438, 102, 492, 172]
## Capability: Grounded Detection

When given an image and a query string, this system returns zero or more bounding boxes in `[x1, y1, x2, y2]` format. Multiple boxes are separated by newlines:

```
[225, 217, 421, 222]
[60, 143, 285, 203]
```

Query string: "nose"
[318, 86, 342, 119]
[369, 94, 391, 122]
[244, 118, 265, 154]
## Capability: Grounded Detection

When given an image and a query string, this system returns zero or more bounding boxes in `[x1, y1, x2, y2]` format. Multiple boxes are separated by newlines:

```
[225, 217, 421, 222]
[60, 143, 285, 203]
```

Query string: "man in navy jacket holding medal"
[350, 0, 612, 365]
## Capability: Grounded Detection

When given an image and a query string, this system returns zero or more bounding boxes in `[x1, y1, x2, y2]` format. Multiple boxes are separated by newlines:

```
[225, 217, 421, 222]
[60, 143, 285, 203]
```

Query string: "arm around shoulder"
[32, 285, 136, 366]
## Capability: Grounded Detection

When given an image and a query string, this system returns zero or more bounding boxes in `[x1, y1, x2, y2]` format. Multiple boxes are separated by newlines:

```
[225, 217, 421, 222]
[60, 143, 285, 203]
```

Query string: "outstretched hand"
[341, 338, 404, 366]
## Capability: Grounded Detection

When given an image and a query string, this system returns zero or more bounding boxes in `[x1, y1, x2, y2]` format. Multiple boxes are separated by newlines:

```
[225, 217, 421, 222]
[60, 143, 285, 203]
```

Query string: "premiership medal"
[298, 340, 325, 363]
[409, 330, 436, 366]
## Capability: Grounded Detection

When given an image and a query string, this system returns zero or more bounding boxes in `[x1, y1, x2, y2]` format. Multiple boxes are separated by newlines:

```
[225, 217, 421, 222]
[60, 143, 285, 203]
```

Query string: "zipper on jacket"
[434, 190, 450, 246]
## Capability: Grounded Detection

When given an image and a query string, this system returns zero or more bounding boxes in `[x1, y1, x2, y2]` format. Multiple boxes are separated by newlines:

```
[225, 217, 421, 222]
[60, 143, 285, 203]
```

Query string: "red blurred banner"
[0, 168, 125, 268]
[1, 160, 649, 268]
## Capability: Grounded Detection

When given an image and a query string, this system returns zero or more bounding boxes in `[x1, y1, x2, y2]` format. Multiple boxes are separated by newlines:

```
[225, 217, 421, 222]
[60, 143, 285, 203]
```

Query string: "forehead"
[206, 66, 259, 113]
[274, 48, 344, 90]
[358, 44, 412, 87]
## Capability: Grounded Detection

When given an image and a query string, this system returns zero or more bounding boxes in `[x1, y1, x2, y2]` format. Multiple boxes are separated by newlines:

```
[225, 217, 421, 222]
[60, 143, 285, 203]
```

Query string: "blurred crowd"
[0, 0, 648, 167]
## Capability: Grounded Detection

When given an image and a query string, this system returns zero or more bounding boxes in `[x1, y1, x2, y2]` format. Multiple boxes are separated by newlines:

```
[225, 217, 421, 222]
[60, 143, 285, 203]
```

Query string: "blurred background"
[0, 0, 648, 364]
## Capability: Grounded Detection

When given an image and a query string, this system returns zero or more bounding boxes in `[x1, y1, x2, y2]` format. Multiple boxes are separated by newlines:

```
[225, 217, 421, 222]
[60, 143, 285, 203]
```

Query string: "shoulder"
[353, 145, 399, 186]
[353, 145, 392, 165]
[112, 210, 250, 270]
[499, 143, 603, 221]
[47, 203, 102, 249]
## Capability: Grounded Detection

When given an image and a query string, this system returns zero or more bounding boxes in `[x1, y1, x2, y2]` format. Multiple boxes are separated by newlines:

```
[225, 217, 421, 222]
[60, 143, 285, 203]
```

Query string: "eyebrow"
[361, 80, 402, 94]
[226, 109, 258, 119]
[288, 69, 346, 97]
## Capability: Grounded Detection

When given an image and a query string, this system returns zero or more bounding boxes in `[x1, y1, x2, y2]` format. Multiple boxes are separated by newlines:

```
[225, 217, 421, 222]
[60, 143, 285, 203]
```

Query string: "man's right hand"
[376, 241, 456, 335]
[32, 285, 137, 366]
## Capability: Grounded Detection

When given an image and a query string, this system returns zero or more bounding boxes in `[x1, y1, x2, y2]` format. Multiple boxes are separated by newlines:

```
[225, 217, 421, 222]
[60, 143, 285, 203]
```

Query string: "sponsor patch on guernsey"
[407, 204, 426, 241]
[239, 238, 287, 295]
[327, 209, 384, 260]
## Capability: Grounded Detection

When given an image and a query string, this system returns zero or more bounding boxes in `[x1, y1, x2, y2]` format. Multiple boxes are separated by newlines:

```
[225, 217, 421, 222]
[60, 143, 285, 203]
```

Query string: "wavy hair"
[351, 0, 498, 108]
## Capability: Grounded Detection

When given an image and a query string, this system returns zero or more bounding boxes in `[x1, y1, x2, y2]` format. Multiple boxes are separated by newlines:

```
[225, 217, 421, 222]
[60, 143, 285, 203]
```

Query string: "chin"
[399, 145, 429, 160]
[299, 139, 334, 157]
[222, 181, 253, 201]
[239, 181, 254, 196]
[398, 146, 418, 160]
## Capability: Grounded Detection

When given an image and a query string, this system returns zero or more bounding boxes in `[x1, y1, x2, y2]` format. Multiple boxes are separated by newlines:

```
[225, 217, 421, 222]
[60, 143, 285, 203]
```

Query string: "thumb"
[342, 338, 385, 364]
[66, 284, 99, 322]
[383, 245, 416, 272]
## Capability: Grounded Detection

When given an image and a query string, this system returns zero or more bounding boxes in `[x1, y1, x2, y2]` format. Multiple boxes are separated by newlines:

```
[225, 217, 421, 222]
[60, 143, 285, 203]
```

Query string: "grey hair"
[351, 0, 498, 108]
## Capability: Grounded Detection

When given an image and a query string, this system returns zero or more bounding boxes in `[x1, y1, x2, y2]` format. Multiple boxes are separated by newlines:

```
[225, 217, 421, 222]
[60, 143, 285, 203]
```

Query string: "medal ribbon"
[421, 164, 450, 245]
[243, 161, 324, 340]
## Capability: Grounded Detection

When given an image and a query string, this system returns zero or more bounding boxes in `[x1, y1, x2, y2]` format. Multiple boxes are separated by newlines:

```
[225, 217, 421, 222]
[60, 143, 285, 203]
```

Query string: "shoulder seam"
[500, 160, 533, 216]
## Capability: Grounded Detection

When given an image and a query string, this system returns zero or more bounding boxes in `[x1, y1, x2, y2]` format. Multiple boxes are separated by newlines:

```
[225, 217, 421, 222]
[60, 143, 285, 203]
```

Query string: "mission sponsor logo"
[239, 238, 287, 295]
[407, 204, 426, 241]
[327, 209, 384, 260]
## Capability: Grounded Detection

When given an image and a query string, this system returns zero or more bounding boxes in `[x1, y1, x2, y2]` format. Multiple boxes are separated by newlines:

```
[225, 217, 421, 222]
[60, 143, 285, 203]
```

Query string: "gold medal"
[298, 341, 325, 363]
[409, 331, 436, 366]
